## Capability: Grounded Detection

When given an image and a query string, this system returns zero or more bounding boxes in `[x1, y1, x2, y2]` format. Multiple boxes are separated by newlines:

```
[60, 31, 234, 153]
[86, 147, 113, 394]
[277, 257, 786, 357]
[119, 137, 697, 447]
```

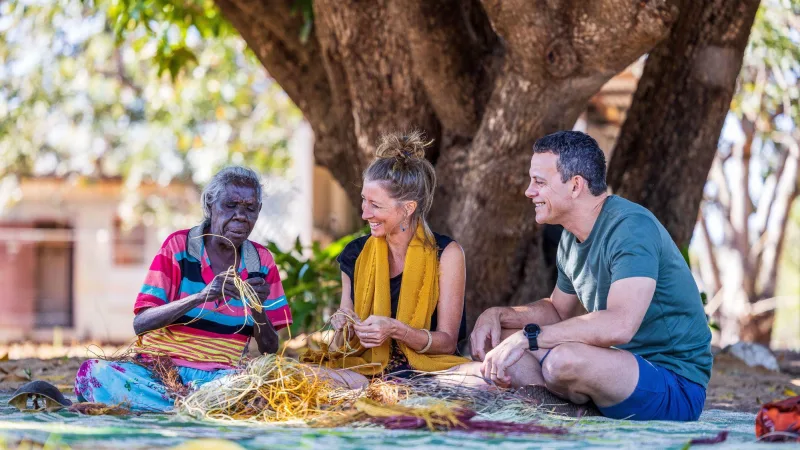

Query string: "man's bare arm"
[537, 277, 656, 349]
[497, 287, 583, 329]
[470, 287, 580, 360]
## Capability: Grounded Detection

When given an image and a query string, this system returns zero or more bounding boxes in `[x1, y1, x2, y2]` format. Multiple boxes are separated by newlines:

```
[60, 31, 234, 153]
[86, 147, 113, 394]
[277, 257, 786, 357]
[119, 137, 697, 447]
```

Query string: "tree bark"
[424, 0, 680, 322]
[213, 0, 762, 328]
[213, 0, 366, 202]
[608, 0, 761, 248]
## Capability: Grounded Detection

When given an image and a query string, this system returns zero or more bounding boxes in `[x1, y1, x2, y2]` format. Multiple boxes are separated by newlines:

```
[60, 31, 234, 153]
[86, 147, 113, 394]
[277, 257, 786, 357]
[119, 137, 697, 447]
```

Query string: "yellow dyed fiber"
[178, 354, 348, 423]
[354, 398, 466, 431]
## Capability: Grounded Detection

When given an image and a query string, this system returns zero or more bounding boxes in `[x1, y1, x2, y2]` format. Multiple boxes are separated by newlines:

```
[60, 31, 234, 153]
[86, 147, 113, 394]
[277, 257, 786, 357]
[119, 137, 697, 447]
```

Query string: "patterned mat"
[0, 393, 768, 449]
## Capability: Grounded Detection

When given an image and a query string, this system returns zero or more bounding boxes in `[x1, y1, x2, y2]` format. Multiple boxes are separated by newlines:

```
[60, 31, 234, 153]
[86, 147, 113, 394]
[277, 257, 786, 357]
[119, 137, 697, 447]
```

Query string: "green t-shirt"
[556, 195, 712, 387]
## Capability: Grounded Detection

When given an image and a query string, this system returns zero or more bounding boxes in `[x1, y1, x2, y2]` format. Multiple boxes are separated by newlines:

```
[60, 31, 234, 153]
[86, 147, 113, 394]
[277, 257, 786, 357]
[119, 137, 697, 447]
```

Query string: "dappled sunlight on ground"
[0, 343, 130, 362]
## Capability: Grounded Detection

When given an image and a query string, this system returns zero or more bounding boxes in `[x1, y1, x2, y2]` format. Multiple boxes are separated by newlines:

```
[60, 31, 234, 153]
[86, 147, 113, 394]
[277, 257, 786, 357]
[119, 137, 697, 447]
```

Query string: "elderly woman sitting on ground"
[74, 166, 292, 412]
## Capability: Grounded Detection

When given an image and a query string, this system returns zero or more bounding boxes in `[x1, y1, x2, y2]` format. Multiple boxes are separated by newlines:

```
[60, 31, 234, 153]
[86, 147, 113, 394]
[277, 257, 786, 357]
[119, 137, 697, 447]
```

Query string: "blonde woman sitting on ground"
[302, 131, 470, 388]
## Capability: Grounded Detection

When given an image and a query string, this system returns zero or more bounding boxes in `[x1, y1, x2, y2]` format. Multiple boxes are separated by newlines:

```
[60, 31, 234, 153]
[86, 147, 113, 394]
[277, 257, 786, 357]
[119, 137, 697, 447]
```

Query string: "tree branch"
[709, 155, 732, 220]
[697, 208, 722, 294]
[313, 0, 441, 166]
[608, 0, 761, 247]
[389, 0, 497, 136]
[479, 0, 679, 81]
[730, 122, 755, 295]
[214, 0, 367, 202]
[756, 133, 800, 299]
[749, 149, 787, 265]
[752, 170, 779, 241]
[215, 0, 329, 126]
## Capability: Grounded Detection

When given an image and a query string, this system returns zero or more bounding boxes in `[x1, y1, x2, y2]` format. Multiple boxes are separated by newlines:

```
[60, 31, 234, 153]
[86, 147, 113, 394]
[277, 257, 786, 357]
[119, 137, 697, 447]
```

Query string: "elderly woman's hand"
[199, 268, 237, 302]
[245, 276, 270, 303]
[354, 315, 399, 348]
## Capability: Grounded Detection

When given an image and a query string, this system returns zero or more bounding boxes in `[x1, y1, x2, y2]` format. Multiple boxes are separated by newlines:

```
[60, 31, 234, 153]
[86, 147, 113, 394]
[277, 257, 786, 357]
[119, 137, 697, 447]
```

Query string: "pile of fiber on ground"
[176, 354, 567, 434]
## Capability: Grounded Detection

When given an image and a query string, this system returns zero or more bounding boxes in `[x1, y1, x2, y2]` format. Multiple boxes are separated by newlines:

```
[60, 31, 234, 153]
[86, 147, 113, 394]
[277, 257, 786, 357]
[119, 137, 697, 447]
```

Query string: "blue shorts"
[598, 354, 706, 421]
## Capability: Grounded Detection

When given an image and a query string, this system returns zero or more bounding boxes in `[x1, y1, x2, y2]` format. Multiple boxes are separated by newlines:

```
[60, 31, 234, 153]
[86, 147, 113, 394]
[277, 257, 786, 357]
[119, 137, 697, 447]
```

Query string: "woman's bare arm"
[329, 272, 357, 349]
[133, 269, 232, 335]
[392, 242, 465, 354]
[133, 293, 208, 335]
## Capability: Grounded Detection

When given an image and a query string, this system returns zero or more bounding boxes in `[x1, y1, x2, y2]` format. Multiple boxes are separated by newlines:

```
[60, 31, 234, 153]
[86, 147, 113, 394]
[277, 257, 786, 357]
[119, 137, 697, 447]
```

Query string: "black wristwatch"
[523, 324, 541, 351]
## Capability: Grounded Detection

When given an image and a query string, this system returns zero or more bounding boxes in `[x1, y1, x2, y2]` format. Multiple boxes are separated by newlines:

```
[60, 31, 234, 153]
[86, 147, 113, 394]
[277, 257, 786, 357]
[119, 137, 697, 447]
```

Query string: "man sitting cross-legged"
[459, 131, 712, 421]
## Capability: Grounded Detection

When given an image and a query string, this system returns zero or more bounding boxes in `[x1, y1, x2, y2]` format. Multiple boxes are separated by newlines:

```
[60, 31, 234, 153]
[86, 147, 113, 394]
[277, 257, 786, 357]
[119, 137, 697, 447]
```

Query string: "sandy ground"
[706, 350, 800, 413]
[1, 348, 798, 414]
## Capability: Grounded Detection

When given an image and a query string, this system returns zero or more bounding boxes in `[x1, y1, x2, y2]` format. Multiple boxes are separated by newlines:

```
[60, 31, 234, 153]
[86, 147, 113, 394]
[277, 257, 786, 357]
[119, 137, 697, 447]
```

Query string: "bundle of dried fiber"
[384, 371, 553, 422]
[177, 354, 351, 423]
[371, 407, 568, 434]
[306, 398, 464, 430]
[141, 355, 190, 399]
[309, 397, 567, 435]
[355, 398, 466, 431]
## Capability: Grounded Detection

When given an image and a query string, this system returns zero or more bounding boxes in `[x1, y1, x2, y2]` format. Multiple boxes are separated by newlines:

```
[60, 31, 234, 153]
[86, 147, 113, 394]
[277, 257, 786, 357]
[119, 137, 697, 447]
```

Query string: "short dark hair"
[532, 131, 607, 195]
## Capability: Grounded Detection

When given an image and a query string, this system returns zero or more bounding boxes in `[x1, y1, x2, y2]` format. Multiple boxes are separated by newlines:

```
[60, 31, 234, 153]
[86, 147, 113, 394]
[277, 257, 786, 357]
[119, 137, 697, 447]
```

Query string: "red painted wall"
[0, 223, 37, 338]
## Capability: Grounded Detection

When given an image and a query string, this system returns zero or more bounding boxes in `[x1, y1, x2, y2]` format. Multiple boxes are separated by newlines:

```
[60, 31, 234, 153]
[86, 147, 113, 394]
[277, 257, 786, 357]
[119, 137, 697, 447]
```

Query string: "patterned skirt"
[383, 342, 415, 378]
[74, 359, 233, 412]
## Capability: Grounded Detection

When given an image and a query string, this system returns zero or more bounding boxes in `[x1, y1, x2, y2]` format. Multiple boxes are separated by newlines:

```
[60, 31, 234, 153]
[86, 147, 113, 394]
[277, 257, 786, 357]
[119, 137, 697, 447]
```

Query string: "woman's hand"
[198, 268, 237, 302]
[353, 315, 399, 348]
[331, 307, 359, 331]
[245, 276, 270, 303]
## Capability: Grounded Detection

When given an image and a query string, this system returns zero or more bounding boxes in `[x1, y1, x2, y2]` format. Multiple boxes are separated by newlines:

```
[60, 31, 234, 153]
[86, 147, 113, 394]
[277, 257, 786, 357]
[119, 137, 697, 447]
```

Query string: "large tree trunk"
[608, 0, 760, 247]
[213, 0, 758, 327]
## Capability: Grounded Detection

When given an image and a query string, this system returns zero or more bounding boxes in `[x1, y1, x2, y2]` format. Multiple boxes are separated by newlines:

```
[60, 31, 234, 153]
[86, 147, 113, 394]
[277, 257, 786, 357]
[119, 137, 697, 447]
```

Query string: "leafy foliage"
[732, 0, 799, 139]
[100, 0, 235, 80]
[268, 230, 365, 335]
[96, 0, 314, 78]
[0, 0, 303, 222]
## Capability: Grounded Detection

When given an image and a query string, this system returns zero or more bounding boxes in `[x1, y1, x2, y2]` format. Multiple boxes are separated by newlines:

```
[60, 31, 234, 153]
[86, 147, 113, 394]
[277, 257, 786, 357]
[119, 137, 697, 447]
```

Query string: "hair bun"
[375, 130, 431, 163]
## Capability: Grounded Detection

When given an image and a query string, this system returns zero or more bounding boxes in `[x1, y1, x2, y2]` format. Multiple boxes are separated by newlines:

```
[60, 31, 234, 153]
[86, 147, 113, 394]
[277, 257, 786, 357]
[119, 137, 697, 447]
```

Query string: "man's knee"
[541, 343, 589, 386]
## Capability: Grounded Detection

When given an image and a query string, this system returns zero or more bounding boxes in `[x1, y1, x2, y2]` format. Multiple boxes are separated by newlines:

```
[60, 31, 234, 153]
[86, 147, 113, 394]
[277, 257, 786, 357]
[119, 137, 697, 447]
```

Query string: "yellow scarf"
[305, 224, 469, 375]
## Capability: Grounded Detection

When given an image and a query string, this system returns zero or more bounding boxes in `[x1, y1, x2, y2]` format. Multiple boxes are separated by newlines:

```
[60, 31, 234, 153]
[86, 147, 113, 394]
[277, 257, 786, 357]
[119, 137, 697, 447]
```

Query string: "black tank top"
[336, 233, 468, 345]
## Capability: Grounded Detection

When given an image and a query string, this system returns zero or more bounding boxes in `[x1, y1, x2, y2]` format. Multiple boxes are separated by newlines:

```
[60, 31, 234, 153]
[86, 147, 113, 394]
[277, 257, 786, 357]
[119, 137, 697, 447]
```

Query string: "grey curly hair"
[201, 166, 263, 226]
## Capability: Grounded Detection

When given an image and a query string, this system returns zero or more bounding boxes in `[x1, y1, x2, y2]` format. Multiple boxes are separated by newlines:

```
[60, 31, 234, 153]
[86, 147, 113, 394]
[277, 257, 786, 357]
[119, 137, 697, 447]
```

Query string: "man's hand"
[470, 307, 503, 361]
[480, 330, 528, 387]
[353, 315, 397, 348]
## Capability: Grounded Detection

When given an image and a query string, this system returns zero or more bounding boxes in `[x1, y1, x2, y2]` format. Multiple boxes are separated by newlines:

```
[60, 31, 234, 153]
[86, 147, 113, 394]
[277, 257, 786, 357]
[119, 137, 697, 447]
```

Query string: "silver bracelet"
[418, 329, 433, 354]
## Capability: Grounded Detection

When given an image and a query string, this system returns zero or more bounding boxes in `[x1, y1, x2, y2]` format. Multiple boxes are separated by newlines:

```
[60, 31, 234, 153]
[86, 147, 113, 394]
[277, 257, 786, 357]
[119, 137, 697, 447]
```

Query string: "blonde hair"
[364, 131, 437, 247]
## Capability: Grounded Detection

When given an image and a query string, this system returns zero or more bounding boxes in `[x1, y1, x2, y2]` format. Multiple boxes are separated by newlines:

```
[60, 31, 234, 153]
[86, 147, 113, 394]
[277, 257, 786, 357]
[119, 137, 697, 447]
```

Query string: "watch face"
[524, 324, 540, 336]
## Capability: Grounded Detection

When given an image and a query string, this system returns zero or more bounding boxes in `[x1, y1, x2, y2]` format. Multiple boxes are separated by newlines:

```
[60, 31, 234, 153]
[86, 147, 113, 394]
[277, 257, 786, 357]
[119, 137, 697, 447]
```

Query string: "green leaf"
[679, 245, 691, 268]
